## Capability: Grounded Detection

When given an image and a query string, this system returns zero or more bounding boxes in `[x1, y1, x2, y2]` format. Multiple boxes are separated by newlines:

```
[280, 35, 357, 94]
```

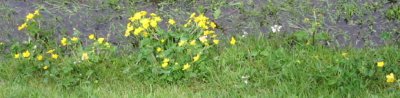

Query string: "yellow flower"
[203, 30, 214, 36]
[125, 23, 134, 37]
[134, 27, 144, 36]
[178, 40, 187, 47]
[377, 61, 384, 68]
[163, 58, 170, 63]
[34, 9, 40, 16]
[46, 49, 55, 54]
[18, 23, 28, 31]
[14, 53, 20, 59]
[140, 18, 150, 29]
[43, 66, 49, 70]
[190, 40, 196, 46]
[139, 11, 147, 16]
[81, 52, 89, 61]
[61, 37, 68, 46]
[162, 62, 169, 68]
[150, 13, 157, 17]
[182, 63, 190, 71]
[193, 54, 200, 62]
[190, 13, 196, 19]
[130, 12, 142, 22]
[198, 21, 209, 29]
[153, 16, 162, 22]
[160, 39, 166, 43]
[161, 58, 170, 68]
[22, 50, 30, 58]
[213, 39, 219, 45]
[26, 13, 35, 21]
[150, 20, 158, 28]
[71, 37, 79, 42]
[156, 47, 163, 53]
[210, 22, 217, 29]
[51, 54, 59, 59]
[168, 19, 176, 25]
[89, 34, 95, 40]
[386, 73, 396, 83]
[230, 37, 236, 45]
[97, 38, 105, 44]
[37, 55, 43, 61]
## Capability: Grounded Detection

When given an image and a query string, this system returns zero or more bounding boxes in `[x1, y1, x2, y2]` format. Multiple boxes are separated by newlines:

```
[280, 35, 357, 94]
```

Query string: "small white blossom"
[242, 30, 248, 38]
[271, 25, 282, 33]
[241, 75, 250, 84]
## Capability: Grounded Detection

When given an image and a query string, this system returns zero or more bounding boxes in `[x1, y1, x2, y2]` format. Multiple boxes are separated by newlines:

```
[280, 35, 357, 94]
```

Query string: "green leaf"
[380, 32, 392, 40]
[213, 8, 221, 19]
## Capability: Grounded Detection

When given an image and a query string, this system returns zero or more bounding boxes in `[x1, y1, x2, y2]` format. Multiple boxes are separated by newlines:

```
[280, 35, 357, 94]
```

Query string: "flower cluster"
[123, 11, 227, 80]
[124, 11, 163, 37]
[18, 9, 40, 31]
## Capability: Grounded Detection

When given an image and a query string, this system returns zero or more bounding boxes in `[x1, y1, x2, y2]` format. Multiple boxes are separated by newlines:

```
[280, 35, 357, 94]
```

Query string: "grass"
[2, 35, 400, 97]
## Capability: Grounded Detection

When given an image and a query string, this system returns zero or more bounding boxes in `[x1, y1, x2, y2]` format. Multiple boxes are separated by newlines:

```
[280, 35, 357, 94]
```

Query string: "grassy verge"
[1, 36, 400, 97]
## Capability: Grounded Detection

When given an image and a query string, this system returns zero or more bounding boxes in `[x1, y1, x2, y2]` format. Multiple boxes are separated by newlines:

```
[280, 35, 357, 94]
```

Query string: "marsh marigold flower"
[37, 55, 43, 61]
[377, 61, 384, 68]
[168, 19, 176, 25]
[71, 37, 79, 42]
[43, 66, 49, 70]
[386, 73, 396, 83]
[203, 30, 214, 36]
[162, 62, 168, 68]
[23, 50, 30, 58]
[210, 22, 217, 29]
[34, 9, 40, 16]
[97, 38, 105, 44]
[46, 49, 55, 54]
[134, 27, 144, 36]
[18, 23, 28, 31]
[61, 38, 68, 46]
[125, 23, 134, 37]
[14, 53, 20, 59]
[163, 58, 170, 63]
[160, 39, 166, 43]
[162, 58, 170, 68]
[230, 37, 236, 45]
[156, 47, 163, 53]
[51, 54, 59, 59]
[190, 13, 196, 19]
[150, 20, 158, 28]
[89, 34, 95, 40]
[193, 54, 200, 62]
[26, 13, 35, 21]
[140, 18, 150, 29]
[182, 63, 190, 71]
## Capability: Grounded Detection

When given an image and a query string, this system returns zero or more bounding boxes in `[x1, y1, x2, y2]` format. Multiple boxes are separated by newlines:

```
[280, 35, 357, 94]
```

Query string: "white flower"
[241, 75, 250, 84]
[271, 25, 282, 33]
[199, 36, 208, 43]
[242, 30, 248, 38]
